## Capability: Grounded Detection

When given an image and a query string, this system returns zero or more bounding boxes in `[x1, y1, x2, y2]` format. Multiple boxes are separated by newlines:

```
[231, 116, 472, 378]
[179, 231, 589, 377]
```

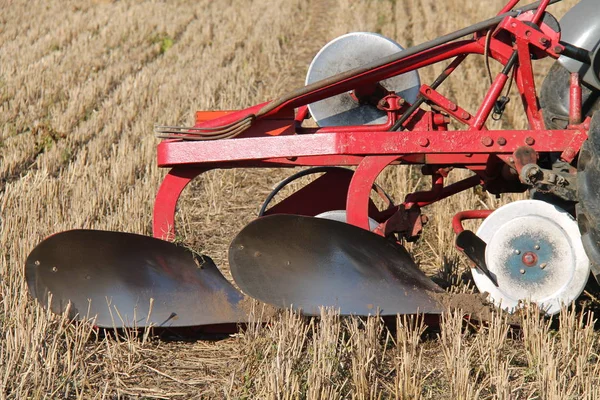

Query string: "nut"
[481, 136, 493, 147]
[497, 137, 507, 146]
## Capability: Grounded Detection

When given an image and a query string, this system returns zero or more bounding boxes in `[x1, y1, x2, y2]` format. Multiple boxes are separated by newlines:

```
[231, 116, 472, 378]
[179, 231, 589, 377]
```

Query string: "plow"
[25, 0, 600, 330]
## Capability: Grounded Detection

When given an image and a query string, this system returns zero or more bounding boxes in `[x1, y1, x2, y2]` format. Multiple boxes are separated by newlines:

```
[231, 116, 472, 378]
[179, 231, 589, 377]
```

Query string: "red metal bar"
[452, 210, 494, 234]
[404, 174, 444, 208]
[346, 156, 399, 230]
[531, 0, 551, 25]
[515, 38, 545, 130]
[569, 72, 582, 125]
[157, 129, 582, 167]
[419, 85, 474, 126]
[470, 72, 509, 130]
[153, 167, 208, 240]
[266, 41, 485, 116]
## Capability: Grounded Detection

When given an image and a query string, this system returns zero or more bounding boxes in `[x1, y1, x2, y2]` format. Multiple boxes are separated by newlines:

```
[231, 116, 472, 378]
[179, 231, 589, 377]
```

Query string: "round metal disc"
[474, 200, 590, 315]
[305, 32, 420, 127]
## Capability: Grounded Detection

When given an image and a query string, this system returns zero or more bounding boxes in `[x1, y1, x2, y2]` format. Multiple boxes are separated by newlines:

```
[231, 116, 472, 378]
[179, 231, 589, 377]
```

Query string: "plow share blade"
[25, 230, 248, 328]
[229, 215, 444, 316]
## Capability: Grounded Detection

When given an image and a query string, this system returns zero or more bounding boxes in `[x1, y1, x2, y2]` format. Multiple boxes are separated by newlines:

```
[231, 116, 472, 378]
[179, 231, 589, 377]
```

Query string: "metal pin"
[51, 266, 58, 272]
[534, 244, 540, 250]
[515, 249, 521, 255]
[520, 269, 526, 274]
[540, 263, 547, 269]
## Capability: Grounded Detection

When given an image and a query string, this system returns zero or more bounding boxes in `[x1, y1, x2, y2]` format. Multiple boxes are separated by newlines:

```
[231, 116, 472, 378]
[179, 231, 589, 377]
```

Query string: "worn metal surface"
[26, 230, 247, 328]
[475, 200, 589, 315]
[305, 32, 420, 126]
[229, 215, 443, 316]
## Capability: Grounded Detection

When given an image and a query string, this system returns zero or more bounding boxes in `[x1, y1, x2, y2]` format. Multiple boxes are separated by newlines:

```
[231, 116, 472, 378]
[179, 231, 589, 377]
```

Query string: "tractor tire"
[576, 112, 600, 282]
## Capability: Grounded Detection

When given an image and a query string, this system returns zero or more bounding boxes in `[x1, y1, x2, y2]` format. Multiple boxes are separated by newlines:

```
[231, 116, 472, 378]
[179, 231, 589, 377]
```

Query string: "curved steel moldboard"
[25, 230, 248, 328]
[229, 215, 444, 316]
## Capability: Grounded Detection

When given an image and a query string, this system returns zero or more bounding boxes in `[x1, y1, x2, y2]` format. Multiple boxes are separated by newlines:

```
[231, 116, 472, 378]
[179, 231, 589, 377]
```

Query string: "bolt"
[520, 269, 526, 274]
[497, 137, 507, 146]
[515, 249, 521, 255]
[238, 245, 244, 250]
[481, 136, 493, 147]
[418, 137, 430, 147]
[525, 136, 535, 145]
[553, 45, 563, 54]
[34, 260, 40, 266]
[540, 262, 547, 269]
[254, 251, 261, 257]
[525, 30, 532, 37]
[449, 103, 458, 111]
[461, 111, 470, 120]
[539, 37, 549, 46]
[522, 252, 538, 267]
[52, 266, 58, 272]
[534, 244, 540, 250]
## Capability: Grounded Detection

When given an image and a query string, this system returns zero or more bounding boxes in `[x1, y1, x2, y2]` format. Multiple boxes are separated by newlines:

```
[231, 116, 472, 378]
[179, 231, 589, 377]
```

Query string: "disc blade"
[26, 230, 249, 328]
[229, 215, 443, 315]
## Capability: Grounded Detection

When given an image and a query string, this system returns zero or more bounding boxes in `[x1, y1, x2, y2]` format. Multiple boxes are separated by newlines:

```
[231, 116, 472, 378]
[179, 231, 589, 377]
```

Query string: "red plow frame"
[153, 0, 588, 244]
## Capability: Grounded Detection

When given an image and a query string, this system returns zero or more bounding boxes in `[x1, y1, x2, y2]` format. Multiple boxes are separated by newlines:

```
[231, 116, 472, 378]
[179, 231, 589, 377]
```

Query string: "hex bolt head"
[481, 136, 493, 147]
[418, 137, 430, 147]
[525, 136, 535, 145]
[497, 137, 507, 146]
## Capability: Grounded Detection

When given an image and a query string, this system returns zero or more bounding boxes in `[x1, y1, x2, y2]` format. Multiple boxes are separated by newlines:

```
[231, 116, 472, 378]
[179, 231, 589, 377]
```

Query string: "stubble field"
[3, 0, 600, 398]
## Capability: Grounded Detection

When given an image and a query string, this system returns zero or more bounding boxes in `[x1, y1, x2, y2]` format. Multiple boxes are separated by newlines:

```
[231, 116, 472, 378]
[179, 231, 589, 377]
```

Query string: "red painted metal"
[419, 85, 474, 126]
[346, 156, 399, 230]
[471, 72, 509, 131]
[157, 129, 581, 167]
[153, 167, 208, 240]
[569, 73, 582, 125]
[151, 0, 591, 245]
[452, 210, 494, 234]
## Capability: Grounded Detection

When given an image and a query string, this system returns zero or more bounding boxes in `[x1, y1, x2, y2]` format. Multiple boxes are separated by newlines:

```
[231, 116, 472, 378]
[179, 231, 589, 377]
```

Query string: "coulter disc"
[305, 32, 420, 127]
[229, 214, 443, 315]
[26, 230, 248, 328]
[474, 200, 590, 315]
